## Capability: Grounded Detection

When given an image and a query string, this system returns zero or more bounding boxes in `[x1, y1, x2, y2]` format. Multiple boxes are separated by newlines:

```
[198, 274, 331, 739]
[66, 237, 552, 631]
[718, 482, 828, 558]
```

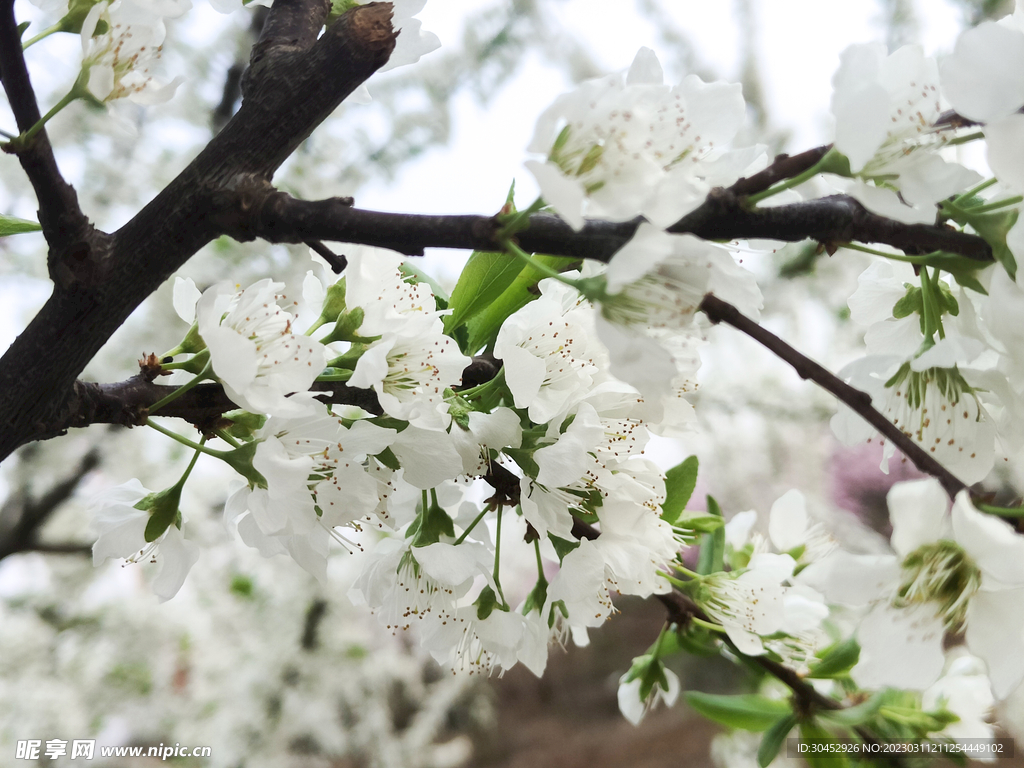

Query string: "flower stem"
[15, 86, 80, 146]
[148, 361, 212, 415]
[22, 21, 64, 49]
[493, 505, 506, 606]
[945, 131, 985, 147]
[454, 505, 490, 545]
[746, 147, 838, 206]
[215, 429, 242, 449]
[496, 196, 546, 240]
[955, 177, 997, 203]
[965, 195, 1024, 215]
[690, 617, 727, 634]
[503, 239, 578, 288]
[146, 418, 227, 459]
[975, 501, 1024, 518]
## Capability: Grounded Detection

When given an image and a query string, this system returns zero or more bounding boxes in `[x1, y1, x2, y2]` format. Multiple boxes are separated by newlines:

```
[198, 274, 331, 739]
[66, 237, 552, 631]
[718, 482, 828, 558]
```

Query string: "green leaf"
[660, 455, 698, 525]
[758, 713, 798, 767]
[685, 692, 792, 732]
[807, 637, 860, 679]
[0, 213, 42, 237]
[819, 691, 886, 728]
[464, 254, 580, 353]
[444, 251, 524, 340]
[799, 721, 851, 768]
[696, 495, 725, 575]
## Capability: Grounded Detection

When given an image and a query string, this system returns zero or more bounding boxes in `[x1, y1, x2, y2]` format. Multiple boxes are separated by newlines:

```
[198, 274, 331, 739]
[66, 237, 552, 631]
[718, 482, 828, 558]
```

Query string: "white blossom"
[525, 47, 750, 229]
[196, 279, 328, 419]
[80, 0, 185, 105]
[91, 479, 199, 601]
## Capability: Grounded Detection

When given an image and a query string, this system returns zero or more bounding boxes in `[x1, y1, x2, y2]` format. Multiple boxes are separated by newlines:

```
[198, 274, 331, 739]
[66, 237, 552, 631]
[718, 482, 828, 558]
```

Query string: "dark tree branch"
[25, 375, 384, 441]
[0, 0, 93, 255]
[250, 0, 328, 62]
[698, 293, 968, 500]
[0, 3, 397, 464]
[0, 448, 100, 561]
[306, 240, 348, 272]
[729, 144, 832, 196]
[252, 188, 992, 263]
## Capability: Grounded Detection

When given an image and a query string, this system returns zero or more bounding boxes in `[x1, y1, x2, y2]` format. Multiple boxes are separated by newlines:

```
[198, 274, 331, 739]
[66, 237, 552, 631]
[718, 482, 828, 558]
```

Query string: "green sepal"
[135, 485, 184, 543]
[817, 151, 853, 178]
[222, 410, 267, 440]
[892, 285, 922, 320]
[548, 534, 580, 563]
[522, 575, 548, 616]
[475, 584, 503, 620]
[758, 713, 798, 767]
[622, 654, 671, 703]
[684, 692, 792, 732]
[373, 446, 401, 472]
[660, 455, 699, 525]
[0, 213, 42, 237]
[408, 495, 456, 547]
[322, 307, 375, 345]
[319, 278, 348, 325]
[221, 442, 267, 488]
[17, 20, 29, 38]
[696, 495, 726, 575]
[676, 509, 725, 535]
[447, 388, 473, 430]
[807, 637, 860, 679]
[55, 0, 104, 36]
[505, 447, 539, 479]
[177, 323, 207, 355]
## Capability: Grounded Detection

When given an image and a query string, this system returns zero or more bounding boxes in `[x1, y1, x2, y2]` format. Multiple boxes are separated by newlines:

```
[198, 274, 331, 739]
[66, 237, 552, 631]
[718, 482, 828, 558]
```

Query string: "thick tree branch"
[698, 293, 968, 500]
[253, 189, 992, 263]
[0, 3, 397, 464]
[26, 375, 384, 441]
[0, 0, 93, 255]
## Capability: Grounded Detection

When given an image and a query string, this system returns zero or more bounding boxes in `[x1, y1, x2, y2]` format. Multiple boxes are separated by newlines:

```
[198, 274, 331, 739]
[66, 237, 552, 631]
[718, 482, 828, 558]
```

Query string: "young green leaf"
[464, 254, 580, 353]
[660, 455, 698, 525]
[758, 713, 798, 767]
[684, 692, 791, 732]
[0, 213, 42, 237]
[807, 637, 860, 679]
[444, 250, 524, 339]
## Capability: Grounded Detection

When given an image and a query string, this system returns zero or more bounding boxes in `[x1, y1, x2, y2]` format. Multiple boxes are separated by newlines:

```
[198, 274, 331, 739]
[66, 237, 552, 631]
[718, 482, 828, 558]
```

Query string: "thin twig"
[698, 293, 967, 499]
[305, 240, 348, 272]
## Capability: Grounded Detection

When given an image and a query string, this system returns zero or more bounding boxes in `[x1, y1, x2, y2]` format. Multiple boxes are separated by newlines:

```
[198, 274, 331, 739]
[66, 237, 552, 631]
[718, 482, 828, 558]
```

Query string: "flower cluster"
[79, 2, 1024, 749]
